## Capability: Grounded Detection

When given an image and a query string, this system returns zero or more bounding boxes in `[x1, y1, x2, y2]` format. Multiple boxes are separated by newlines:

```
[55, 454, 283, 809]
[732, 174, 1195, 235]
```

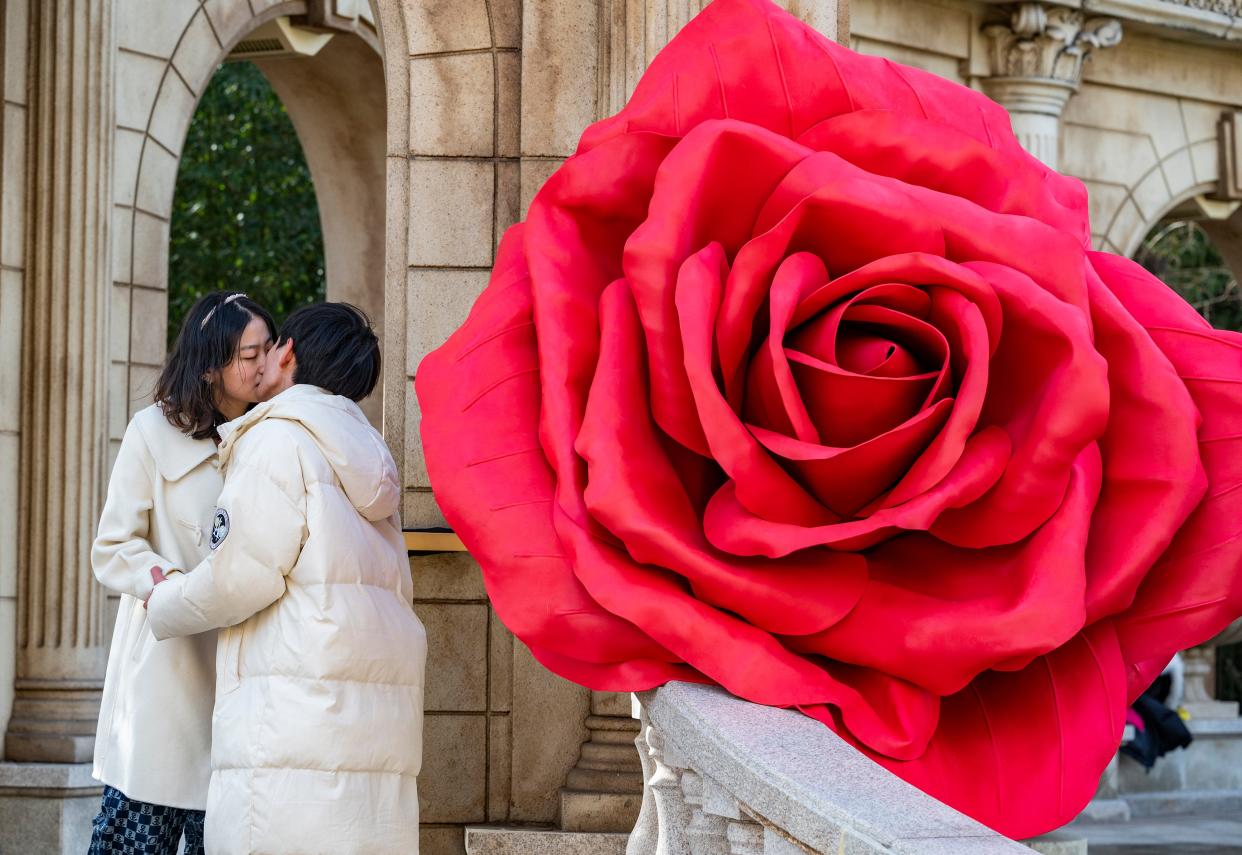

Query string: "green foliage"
[1135, 219, 1241, 331]
[168, 61, 325, 343]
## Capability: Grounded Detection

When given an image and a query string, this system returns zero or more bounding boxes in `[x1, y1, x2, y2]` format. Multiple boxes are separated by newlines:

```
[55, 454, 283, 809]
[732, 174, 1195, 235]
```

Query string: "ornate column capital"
[981, 3, 1122, 169]
[984, 3, 1122, 88]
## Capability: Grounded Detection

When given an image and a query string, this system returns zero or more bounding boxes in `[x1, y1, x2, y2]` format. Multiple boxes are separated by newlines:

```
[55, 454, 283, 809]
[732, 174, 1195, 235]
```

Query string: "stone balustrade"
[628, 683, 1048, 855]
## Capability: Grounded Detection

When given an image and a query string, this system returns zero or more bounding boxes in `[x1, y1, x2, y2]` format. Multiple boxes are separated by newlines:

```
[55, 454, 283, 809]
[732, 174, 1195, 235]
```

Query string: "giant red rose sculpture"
[416, 0, 1242, 837]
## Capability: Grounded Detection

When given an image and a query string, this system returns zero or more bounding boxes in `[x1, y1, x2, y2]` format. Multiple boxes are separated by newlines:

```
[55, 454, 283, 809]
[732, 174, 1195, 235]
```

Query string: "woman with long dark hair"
[88, 292, 275, 855]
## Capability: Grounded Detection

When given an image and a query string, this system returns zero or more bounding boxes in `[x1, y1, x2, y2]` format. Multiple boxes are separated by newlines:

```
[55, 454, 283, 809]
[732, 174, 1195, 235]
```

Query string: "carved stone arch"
[1094, 130, 1221, 259]
[111, 0, 389, 436]
[1117, 176, 1218, 260]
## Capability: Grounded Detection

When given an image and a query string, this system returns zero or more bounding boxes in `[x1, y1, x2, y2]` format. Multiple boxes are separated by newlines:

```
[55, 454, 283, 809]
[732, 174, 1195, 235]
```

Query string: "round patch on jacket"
[210, 507, 230, 550]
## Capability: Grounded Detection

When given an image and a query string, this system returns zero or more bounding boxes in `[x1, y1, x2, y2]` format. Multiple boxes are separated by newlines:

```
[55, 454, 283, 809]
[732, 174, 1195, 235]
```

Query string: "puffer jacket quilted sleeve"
[147, 422, 305, 641]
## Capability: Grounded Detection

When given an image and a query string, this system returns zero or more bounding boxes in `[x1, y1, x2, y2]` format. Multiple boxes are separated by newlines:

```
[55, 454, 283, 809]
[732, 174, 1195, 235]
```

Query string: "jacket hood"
[218, 385, 400, 522]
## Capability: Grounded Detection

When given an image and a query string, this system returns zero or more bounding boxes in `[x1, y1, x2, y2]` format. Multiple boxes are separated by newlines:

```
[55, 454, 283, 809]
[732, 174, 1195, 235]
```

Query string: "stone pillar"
[3, 0, 114, 764]
[559, 690, 644, 832]
[982, 3, 1121, 170]
[1182, 619, 1242, 720]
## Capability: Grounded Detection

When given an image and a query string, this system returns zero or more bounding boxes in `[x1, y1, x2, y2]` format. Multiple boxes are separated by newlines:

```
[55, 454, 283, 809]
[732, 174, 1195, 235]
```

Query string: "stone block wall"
[410, 552, 590, 855]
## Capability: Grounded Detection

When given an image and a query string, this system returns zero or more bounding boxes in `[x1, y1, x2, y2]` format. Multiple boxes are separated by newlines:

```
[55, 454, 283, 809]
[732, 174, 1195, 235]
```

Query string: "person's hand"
[144, 566, 167, 610]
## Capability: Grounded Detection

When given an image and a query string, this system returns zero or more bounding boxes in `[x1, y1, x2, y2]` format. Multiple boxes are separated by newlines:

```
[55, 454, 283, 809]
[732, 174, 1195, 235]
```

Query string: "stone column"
[3, 0, 114, 764]
[982, 3, 1121, 170]
[1182, 619, 1242, 720]
[559, 691, 644, 832]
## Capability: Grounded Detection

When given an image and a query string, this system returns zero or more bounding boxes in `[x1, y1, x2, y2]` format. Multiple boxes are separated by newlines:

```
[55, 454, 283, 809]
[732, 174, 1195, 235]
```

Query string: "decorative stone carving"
[982, 3, 1122, 169]
[984, 4, 1122, 85]
[4, 0, 114, 764]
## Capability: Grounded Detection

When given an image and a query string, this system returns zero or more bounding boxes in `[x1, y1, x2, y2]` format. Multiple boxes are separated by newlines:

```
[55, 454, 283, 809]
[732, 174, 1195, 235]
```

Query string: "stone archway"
[110, 0, 386, 451]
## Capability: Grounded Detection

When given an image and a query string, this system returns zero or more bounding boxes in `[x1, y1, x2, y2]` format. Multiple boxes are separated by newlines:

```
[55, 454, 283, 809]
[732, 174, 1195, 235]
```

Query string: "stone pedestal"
[0, 762, 101, 854]
[3, 0, 114, 763]
[1182, 646, 1240, 720]
[559, 691, 643, 833]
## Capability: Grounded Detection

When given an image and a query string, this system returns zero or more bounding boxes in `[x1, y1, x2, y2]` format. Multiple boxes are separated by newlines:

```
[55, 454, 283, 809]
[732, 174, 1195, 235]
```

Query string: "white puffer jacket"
[147, 384, 426, 855]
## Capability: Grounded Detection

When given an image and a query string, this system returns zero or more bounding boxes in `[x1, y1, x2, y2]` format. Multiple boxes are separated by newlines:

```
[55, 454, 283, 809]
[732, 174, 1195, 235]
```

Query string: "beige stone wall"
[1066, 31, 1242, 255]
[0, 0, 29, 755]
[851, 0, 1242, 256]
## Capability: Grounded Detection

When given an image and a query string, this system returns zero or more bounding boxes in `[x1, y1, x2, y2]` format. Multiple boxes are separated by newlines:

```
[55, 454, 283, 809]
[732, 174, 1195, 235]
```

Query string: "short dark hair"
[156, 292, 276, 440]
[277, 302, 381, 402]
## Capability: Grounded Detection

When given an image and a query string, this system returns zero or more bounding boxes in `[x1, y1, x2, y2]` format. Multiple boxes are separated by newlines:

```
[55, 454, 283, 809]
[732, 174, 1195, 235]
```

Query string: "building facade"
[0, 0, 1239, 852]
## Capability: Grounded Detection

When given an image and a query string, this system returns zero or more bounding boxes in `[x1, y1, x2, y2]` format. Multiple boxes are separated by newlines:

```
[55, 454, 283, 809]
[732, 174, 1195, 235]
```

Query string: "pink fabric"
[416, 0, 1242, 837]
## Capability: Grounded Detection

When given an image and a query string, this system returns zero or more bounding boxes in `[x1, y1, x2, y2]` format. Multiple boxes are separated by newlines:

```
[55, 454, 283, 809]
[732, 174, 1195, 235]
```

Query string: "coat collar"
[134, 405, 217, 482]
[216, 385, 334, 459]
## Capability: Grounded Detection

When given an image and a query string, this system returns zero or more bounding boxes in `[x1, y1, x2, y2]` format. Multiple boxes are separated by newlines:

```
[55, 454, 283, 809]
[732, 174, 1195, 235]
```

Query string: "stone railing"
[628, 682, 1042, 855]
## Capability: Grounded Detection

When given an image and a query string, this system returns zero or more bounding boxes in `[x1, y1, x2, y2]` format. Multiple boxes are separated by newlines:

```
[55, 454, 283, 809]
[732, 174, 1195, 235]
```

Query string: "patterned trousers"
[88, 785, 206, 855]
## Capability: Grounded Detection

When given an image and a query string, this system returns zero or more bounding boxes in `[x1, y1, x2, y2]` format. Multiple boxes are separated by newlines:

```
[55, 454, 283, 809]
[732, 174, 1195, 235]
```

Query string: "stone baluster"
[699, 773, 764, 855]
[628, 715, 661, 855]
[682, 769, 730, 854]
[628, 714, 692, 855]
[982, 2, 1121, 170]
[3, 0, 114, 763]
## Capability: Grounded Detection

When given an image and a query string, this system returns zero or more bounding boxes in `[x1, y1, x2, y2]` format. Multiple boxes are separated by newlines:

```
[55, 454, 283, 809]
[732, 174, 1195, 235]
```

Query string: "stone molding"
[981, 0, 1242, 44]
[629, 682, 1037, 854]
[292, 0, 381, 53]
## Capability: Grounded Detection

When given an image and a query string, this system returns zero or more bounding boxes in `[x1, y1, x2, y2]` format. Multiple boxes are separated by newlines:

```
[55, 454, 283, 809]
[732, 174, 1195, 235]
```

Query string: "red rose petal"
[741, 252, 826, 441]
[787, 350, 939, 450]
[716, 153, 947, 394]
[749, 398, 951, 517]
[798, 109, 1089, 245]
[791, 446, 1100, 696]
[578, 279, 866, 636]
[1090, 253, 1242, 693]
[929, 260, 1108, 547]
[676, 241, 838, 526]
[702, 426, 1011, 556]
[417, 227, 673, 667]
[1078, 260, 1205, 623]
[624, 120, 808, 454]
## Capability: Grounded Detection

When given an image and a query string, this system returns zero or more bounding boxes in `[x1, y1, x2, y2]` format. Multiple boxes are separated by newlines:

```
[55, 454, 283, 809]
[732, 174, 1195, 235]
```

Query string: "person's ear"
[279, 339, 296, 369]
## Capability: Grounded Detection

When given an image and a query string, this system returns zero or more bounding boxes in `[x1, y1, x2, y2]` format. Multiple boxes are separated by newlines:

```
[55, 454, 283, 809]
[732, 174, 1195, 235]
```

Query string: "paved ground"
[1068, 812, 1242, 854]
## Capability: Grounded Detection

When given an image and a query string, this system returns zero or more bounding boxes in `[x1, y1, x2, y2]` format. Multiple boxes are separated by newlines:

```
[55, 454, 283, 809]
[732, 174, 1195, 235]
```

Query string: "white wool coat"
[92, 404, 220, 809]
[147, 385, 427, 855]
